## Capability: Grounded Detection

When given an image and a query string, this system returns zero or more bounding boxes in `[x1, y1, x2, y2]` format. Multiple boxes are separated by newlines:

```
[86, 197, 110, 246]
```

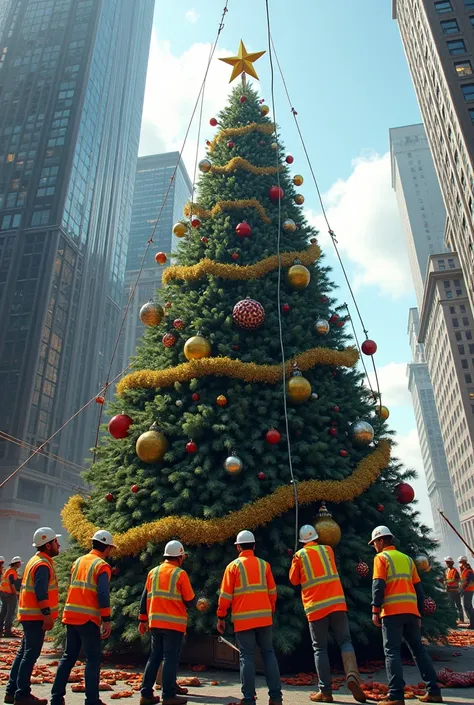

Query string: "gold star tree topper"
[220, 40, 265, 84]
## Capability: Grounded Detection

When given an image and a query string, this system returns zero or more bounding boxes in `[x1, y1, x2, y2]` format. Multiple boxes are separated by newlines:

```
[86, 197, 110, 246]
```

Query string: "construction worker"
[0, 556, 22, 637]
[216, 530, 282, 705]
[369, 525, 442, 705]
[443, 556, 463, 623]
[50, 530, 116, 705]
[5, 527, 60, 705]
[458, 555, 474, 629]
[289, 525, 365, 704]
[138, 540, 196, 705]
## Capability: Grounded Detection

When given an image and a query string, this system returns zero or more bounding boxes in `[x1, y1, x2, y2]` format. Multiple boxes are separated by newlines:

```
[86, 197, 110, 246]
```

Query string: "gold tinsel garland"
[117, 346, 359, 395]
[62, 440, 391, 557]
[162, 243, 321, 284]
[184, 198, 271, 225]
[210, 156, 282, 176]
[209, 122, 276, 152]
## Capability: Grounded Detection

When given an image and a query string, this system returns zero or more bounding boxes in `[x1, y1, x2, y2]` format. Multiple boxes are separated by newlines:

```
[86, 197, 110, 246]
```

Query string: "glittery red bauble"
[333, 405, 340, 412]
[200, 236, 208, 243]
[173, 318, 184, 330]
[285, 155, 294, 164]
[232, 298, 265, 330]
[96, 396, 105, 405]
[269, 185, 284, 202]
[232, 253, 239, 260]
[266, 429, 281, 444]
[340, 449, 348, 457]
[361, 339, 377, 356]
[192, 393, 200, 401]
[108, 414, 133, 439]
[131, 484, 139, 493]
[232, 344, 239, 350]
[186, 440, 197, 454]
[329, 427, 337, 437]
[394, 482, 415, 504]
[377, 503, 385, 512]
[227, 141, 235, 148]
[356, 561, 369, 578]
[105, 493, 114, 502]
[336, 320, 345, 328]
[191, 217, 201, 228]
[240, 96, 247, 103]
[162, 332, 177, 348]
[424, 597, 437, 615]
[235, 221, 252, 238]
[210, 117, 218, 126]
[329, 313, 339, 323]
[282, 303, 290, 313]
[155, 252, 167, 265]
[321, 296, 328, 303]
[257, 471, 266, 480]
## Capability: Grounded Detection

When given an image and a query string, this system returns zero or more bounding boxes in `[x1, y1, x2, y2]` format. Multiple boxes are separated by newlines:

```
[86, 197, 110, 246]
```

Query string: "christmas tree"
[58, 49, 454, 655]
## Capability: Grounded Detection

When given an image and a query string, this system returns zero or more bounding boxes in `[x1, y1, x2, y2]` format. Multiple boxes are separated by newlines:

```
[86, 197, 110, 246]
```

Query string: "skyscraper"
[0, 0, 154, 557]
[390, 123, 462, 556]
[120, 153, 192, 369]
[393, 0, 474, 311]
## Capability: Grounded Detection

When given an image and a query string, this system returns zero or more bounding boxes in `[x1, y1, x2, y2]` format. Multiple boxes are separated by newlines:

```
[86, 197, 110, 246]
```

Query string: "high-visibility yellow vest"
[62, 550, 111, 627]
[18, 553, 58, 622]
[377, 549, 420, 618]
[291, 543, 347, 622]
[0, 568, 18, 594]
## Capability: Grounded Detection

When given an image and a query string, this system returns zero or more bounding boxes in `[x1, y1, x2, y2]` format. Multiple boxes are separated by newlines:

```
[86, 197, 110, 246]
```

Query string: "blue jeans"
[235, 626, 282, 704]
[0, 593, 18, 633]
[309, 611, 354, 694]
[382, 613, 441, 701]
[51, 622, 102, 705]
[141, 628, 183, 700]
[6, 620, 45, 699]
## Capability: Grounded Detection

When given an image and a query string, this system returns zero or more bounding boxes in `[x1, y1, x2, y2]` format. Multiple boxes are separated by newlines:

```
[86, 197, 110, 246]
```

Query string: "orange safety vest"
[461, 566, 474, 592]
[62, 550, 111, 627]
[217, 550, 277, 632]
[142, 562, 195, 632]
[18, 552, 58, 622]
[445, 567, 460, 592]
[0, 568, 18, 595]
[373, 547, 420, 618]
[289, 542, 347, 622]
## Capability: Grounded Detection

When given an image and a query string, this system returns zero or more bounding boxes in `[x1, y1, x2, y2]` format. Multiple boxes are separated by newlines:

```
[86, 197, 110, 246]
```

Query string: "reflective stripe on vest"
[148, 564, 188, 629]
[18, 553, 58, 621]
[0, 568, 17, 594]
[297, 545, 346, 619]
[379, 550, 418, 617]
[62, 553, 109, 626]
[232, 557, 272, 621]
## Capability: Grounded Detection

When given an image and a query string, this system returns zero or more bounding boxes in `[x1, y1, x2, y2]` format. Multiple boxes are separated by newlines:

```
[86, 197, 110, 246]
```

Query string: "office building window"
[466, 374, 473, 383]
[441, 19, 460, 34]
[462, 83, 474, 100]
[465, 0, 474, 9]
[435, 0, 452, 10]
[455, 60, 473, 77]
[31, 209, 50, 227]
[447, 39, 467, 54]
[469, 108, 474, 123]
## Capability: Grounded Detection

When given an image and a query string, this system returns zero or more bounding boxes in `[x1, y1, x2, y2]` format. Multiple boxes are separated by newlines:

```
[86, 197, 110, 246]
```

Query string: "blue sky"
[139, 1, 438, 526]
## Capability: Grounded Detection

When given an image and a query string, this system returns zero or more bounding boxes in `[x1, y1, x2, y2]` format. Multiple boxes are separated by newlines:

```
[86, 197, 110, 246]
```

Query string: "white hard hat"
[164, 540, 185, 557]
[32, 527, 61, 548]
[0, 557, 4, 563]
[459, 555, 468, 562]
[368, 525, 393, 545]
[92, 530, 116, 548]
[235, 530, 255, 545]
[299, 525, 318, 543]
[444, 556, 454, 562]
[10, 556, 22, 564]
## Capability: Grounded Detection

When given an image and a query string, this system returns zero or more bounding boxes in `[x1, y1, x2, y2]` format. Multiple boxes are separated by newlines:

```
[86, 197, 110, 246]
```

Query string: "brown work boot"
[14, 697, 48, 705]
[416, 696, 443, 703]
[162, 698, 187, 705]
[174, 685, 188, 695]
[309, 694, 333, 703]
[347, 676, 366, 703]
[140, 697, 161, 705]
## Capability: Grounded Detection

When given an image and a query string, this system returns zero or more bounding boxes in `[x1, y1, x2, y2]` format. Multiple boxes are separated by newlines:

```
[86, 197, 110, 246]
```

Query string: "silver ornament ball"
[351, 420, 374, 446]
[175, 400, 183, 407]
[224, 454, 243, 475]
[311, 392, 319, 400]
[315, 319, 330, 335]
[198, 158, 212, 173]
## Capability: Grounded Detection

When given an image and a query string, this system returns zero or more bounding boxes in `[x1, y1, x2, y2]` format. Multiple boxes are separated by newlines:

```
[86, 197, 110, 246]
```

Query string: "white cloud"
[393, 428, 434, 529]
[366, 361, 411, 407]
[307, 152, 413, 299]
[139, 32, 244, 177]
[185, 9, 199, 24]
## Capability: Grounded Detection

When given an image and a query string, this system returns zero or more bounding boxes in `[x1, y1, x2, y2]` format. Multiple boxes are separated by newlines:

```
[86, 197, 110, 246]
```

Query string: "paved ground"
[1, 635, 474, 703]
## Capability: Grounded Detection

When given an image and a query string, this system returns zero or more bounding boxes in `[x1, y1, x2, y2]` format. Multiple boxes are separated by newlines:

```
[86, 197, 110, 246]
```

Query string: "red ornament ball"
[329, 427, 337, 437]
[269, 185, 284, 202]
[232, 298, 265, 330]
[96, 396, 105, 405]
[394, 482, 415, 505]
[105, 493, 114, 502]
[424, 597, 437, 615]
[259, 140, 265, 146]
[257, 471, 266, 481]
[356, 561, 370, 578]
[192, 393, 200, 402]
[155, 251, 167, 265]
[200, 236, 208, 244]
[282, 303, 290, 313]
[329, 313, 339, 323]
[321, 296, 328, 303]
[173, 318, 184, 330]
[191, 217, 201, 228]
[112, 567, 120, 576]
[231, 253, 239, 261]
[335, 320, 345, 328]
[377, 503, 385, 512]
[333, 405, 340, 412]
[232, 344, 239, 350]
[285, 155, 294, 164]
[108, 414, 133, 439]
[361, 339, 378, 356]
[227, 141, 235, 148]
[287, 549, 294, 557]
[339, 449, 348, 457]
[162, 332, 177, 348]
[186, 440, 197, 454]
[131, 484, 139, 493]
[235, 221, 252, 238]
[240, 95, 247, 103]
[209, 117, 218, 126]
[266, 429, 281, 445]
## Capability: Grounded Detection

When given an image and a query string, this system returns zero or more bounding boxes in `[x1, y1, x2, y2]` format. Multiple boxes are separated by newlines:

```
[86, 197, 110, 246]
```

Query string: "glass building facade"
[0, 0, 154, 557]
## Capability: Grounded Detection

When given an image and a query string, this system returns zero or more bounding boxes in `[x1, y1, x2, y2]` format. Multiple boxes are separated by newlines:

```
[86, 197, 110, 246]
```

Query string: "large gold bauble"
[315, 319, 330, 335]
[260, 105, 270, 116]
[173, 222, 187, 238]
[286, 375, 311, 404]
[198, 158, 212, 173]
[351, 420, 374, 446]
[293, 174, 304, 186]
[282, 219, 296, 233]
[314, 502, 341, 548]
[139, 301, 164, 327]
[294, 194, 305, 205]
[184, 335, 211, 360]
[375, 405, 390, 420]
[196, 597, 211, 612]
[136, 427, 168, 463]
[415, 555, 431, 574]
[288, 264, 310, 290]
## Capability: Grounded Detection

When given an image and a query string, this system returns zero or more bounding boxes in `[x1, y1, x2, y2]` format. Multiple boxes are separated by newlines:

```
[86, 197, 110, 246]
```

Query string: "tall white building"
[391, 123, 463, 558]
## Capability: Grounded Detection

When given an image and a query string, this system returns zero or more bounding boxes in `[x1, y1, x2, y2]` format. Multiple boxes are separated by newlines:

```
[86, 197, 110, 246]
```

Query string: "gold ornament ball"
[260, 105, 270, 116]
[351, 420, 374, 446]
[315, 319, 330, 335]
[139, 301, 164, 327]
[282, 219, 296, 233]
[375, 405, 390, 420]
[173, 222, 187, 238]
[184, 335, 211, 361]
[288, 264, 311, 290]
[294, 194, 305, 205]
[415, 555, 431, 574]
[216, 395, 228, 407]
[224, 454, 243, 475]
[196, 597, 211, 613]
[293, 174, 304, 186]
[286, 375, 312, 404]
[271, 142, 278, 150]
[314, 503, 341, 548]
[136, 428, 168, 464]
[198, 158, 212, 173]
